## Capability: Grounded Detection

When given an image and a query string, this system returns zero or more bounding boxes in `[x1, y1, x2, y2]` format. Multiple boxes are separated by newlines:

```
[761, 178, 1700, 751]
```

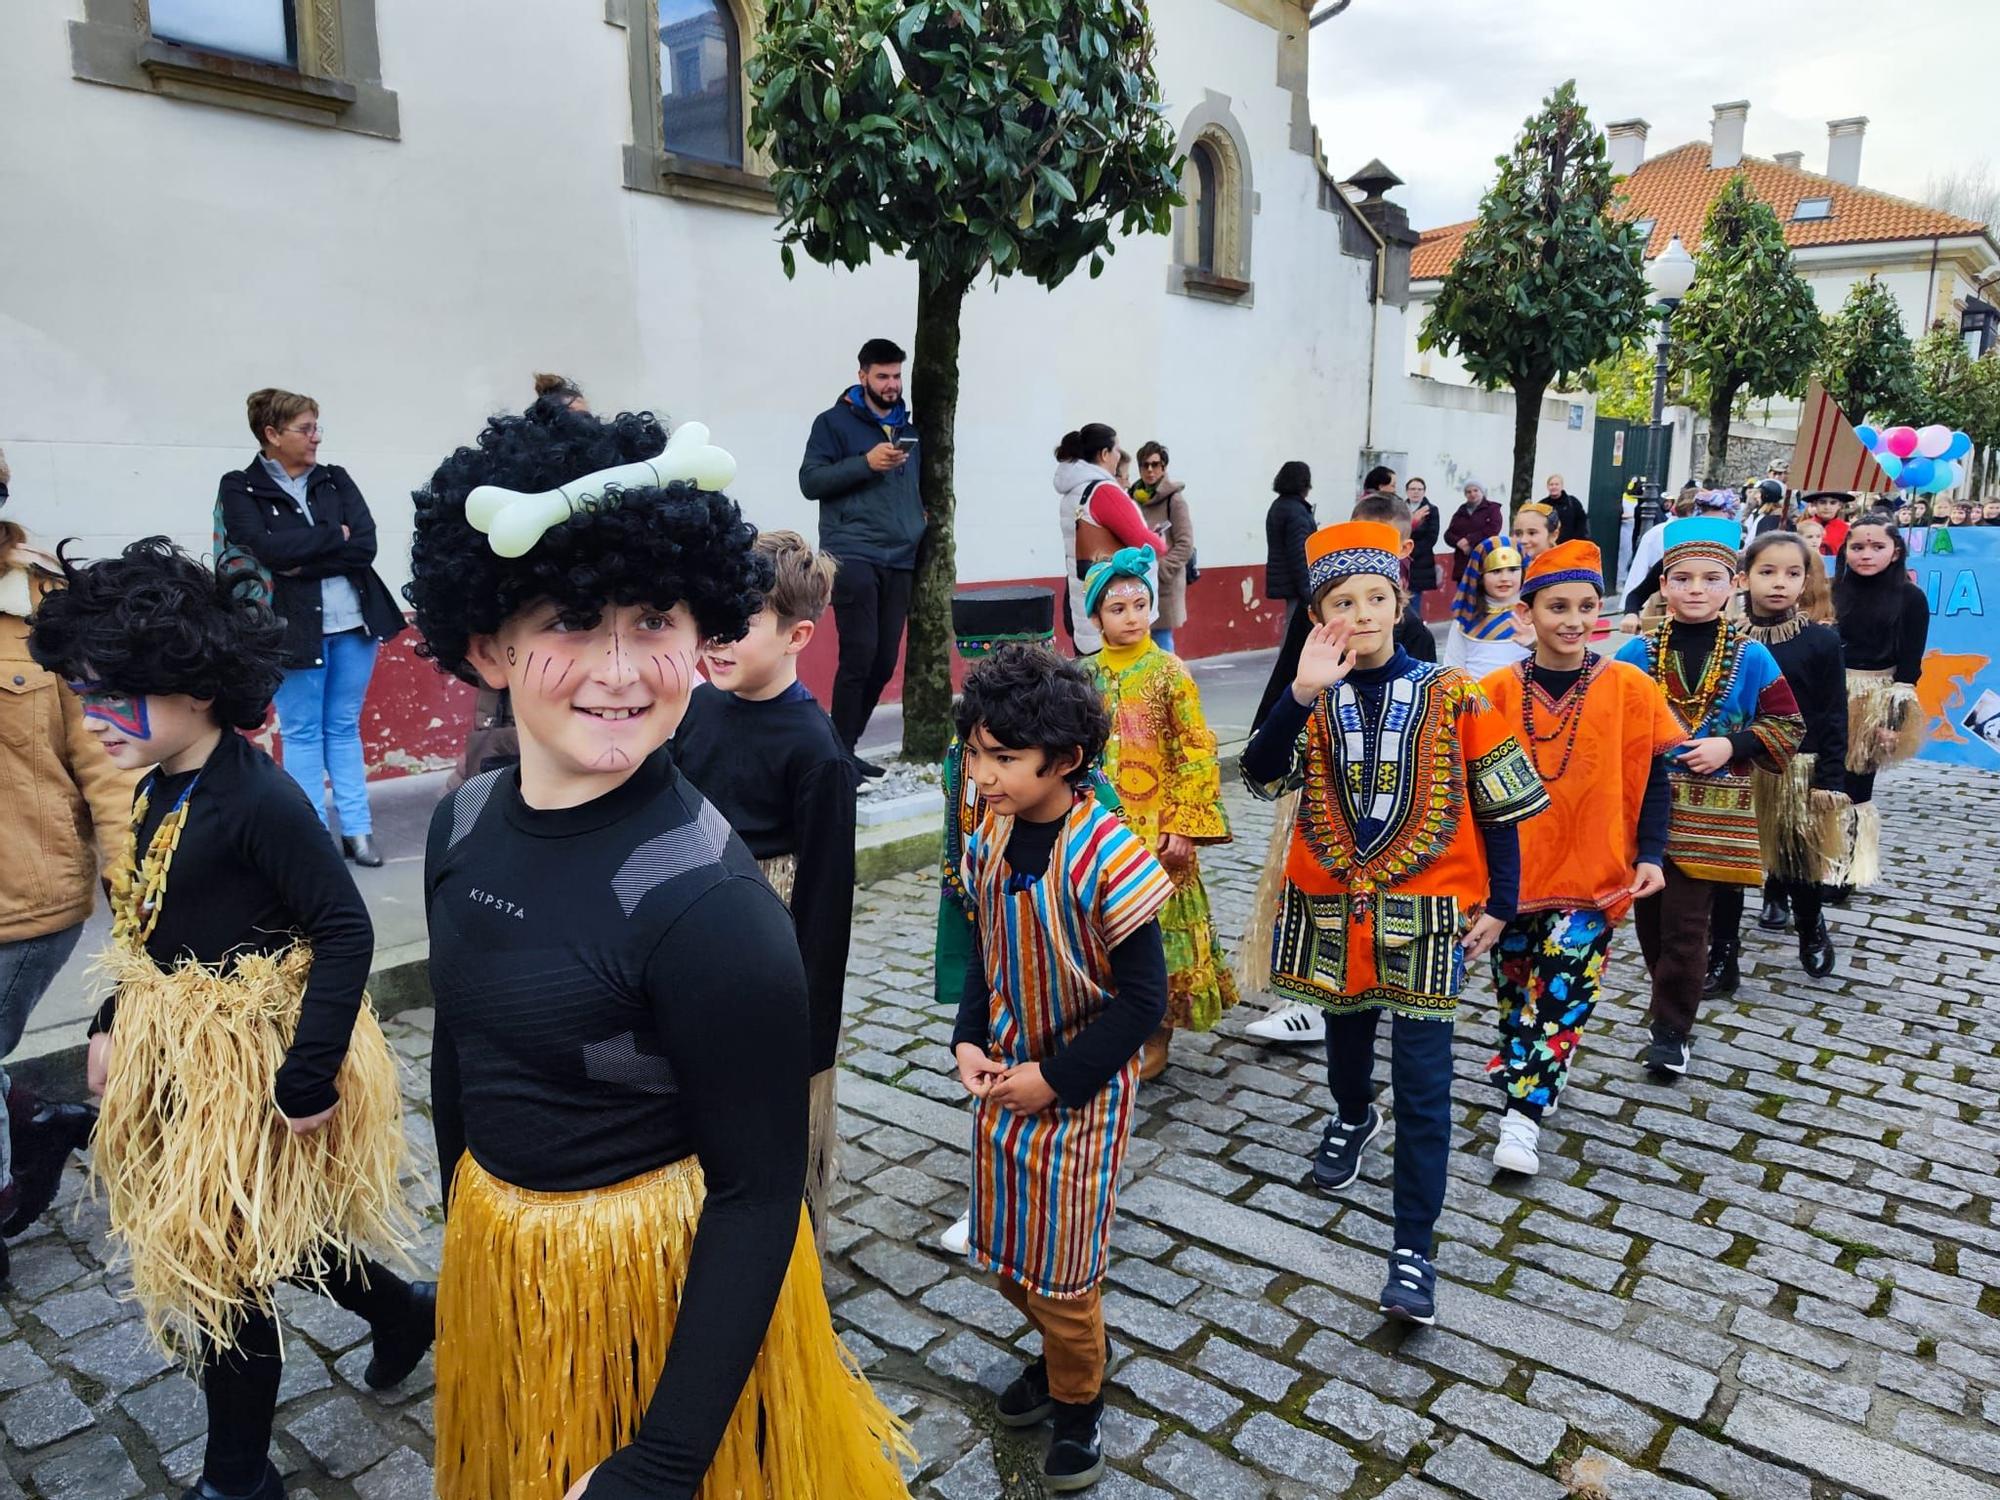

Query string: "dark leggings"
[200, 1254, 413, 1493]
[1846, 769, 1876, 806]
[1712, 879, 1825, 950]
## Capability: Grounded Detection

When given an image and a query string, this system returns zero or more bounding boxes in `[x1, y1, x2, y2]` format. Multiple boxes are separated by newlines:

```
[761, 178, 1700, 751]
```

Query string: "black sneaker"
[182, 1463, 285, 1500]
[1644, 1024, 1691, 1077]
[1043, 1396, 1106, 1492]
[852, 756, 888, 780]
[1311, 1106, 1382, 1193]
[997, 1358, 1053, 1427]
[1799, 915, 1836, 978]
[1, 1100, 96, 1236]
[364, 1280, 436, 1390]
[1378, 1247, 1437, 1326]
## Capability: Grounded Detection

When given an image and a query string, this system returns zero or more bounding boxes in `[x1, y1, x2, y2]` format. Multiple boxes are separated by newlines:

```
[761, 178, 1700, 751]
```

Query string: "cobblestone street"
[6, 761, 2000, 1499]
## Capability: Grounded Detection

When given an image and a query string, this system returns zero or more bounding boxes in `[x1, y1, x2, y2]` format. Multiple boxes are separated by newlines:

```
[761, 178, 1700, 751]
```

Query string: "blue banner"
[1904, 527, 2000, 767]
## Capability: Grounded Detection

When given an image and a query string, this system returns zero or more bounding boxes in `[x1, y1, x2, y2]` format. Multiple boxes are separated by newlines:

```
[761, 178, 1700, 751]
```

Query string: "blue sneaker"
[1311, 1105, 1382, 1192]
[1379, 1248, 1437, 1325]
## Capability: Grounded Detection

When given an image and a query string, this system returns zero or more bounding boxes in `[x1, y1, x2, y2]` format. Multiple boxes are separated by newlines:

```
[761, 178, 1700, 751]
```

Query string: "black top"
[673, 681, 858, 1073]
[1530, 663, 1672, 866]
[218, 457, 406, 669]
[1546, 490, 1591, 546]
[948, 810, 1168, 1107]
[1408, 501, 1441, 591]
[1241, 650, 1522, 920]
[1397, 602, 1437, 663]
[93, 729, 372, 1119]
[425, 747, 809, 1500]
[1746, 616, 1848, 792]
[1834, 572, 1929, 683]
[1264, 493, 1316, 602]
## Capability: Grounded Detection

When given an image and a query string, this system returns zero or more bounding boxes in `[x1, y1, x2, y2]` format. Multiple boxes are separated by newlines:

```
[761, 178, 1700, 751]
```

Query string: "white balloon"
[1915, 423, 1953, 459]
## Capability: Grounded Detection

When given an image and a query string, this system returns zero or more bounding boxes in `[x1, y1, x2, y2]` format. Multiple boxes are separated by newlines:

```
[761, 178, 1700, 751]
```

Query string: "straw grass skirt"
[91, 946, 412, 1362]
[1752, 753, 1854, 887]
[435, 1154, 913, 1500]
[1845, 668, 1922, 774]
[1232, 789, 1300, 997]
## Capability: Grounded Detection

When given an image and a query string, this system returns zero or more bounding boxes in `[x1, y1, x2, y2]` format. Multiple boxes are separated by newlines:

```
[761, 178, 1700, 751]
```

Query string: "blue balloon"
[1876, 452, 1904, 482]
[1855, 423, 1881, 451]
[1899, 455, 1935, 490]
[1944, 431, 1973, 462]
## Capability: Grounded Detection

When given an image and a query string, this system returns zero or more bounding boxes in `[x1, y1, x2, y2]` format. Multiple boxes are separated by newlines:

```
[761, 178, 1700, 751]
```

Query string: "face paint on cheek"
[84, 694, 150, 740]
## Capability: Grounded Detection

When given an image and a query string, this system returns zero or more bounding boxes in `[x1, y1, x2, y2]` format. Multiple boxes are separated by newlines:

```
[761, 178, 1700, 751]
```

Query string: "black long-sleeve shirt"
[673, 680, 858, 1073]
[425, 747, 809, 1500]
[1836, 577, 1929, 683]
[1746, 618, 1848, 793]
[948, 812, 1168, 1106]
[92, 728, 371, 1119]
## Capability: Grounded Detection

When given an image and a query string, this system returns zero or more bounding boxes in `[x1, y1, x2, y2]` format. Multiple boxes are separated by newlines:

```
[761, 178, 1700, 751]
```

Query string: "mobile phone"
[896, 434, 920, 452]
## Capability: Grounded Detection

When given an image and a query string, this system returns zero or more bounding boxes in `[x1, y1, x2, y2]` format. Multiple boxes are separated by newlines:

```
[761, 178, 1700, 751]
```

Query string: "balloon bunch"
[1854, 422, 1974, 495]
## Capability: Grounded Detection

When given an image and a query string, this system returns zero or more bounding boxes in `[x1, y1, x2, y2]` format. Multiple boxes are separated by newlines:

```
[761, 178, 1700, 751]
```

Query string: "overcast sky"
[1304, 0, 2000, 233]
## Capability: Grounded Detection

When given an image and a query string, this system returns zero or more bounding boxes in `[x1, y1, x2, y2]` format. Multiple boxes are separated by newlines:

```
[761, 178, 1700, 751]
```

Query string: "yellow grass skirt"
[1845, 669, 1922, 774]
[1232, 788, 1299, 997]
[1752, 753, 1854, 886]
[434, 1154, 913, 1500]
[92, 946, 412, 1362]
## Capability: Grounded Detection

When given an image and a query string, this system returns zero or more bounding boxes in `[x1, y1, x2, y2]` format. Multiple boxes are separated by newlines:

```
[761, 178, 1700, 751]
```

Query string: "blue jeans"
[272, 630, 380, 835]
[1324, 1007, 1454, 1258]
[0, 923, 85, 1191]
[1151, 627, 1176, 654]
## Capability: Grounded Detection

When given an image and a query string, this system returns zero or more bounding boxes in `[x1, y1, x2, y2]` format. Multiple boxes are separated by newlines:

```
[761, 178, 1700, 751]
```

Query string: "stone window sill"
[137, 38, 358, 122]
[1183, 267, 1252, 300]
[622, 146, 774, 213]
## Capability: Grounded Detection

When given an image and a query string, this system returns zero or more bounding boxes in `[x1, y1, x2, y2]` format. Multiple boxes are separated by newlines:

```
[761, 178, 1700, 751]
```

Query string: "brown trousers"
[1634, 860, 1717, 1038]
[997, 1277, 1105, 1404]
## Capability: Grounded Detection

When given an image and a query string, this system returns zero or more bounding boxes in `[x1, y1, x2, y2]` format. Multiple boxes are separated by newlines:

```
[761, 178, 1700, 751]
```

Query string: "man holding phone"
[800, 337, 928, 767]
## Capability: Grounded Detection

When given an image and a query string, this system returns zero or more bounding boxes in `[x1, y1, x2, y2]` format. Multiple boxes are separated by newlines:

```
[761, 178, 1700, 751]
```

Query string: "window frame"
[1793, 197, 1834, 222]
[67, 0, 399, 139]
[1167, 95, 1257, 306]
[617, 0, 773, 212]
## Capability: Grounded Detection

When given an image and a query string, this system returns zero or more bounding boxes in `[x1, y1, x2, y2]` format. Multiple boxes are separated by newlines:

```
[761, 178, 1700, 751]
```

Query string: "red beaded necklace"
[1518, 655, 1598, 781]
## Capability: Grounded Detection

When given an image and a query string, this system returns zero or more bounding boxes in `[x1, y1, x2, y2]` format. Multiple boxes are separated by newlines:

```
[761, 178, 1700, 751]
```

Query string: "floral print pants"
[1486, 908, 1613, 1115]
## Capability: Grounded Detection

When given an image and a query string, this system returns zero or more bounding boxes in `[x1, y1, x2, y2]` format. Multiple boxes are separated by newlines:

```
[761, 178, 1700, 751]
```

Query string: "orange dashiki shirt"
[1480, 659, 1685, 922]
[1260, 657, 1548, 1021]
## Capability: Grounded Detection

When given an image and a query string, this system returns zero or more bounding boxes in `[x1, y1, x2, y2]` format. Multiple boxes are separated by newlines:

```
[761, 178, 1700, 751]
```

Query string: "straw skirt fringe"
[1753, 754, 1853, 886]
[805, 1066, 839, 1250]
[1232, 789, 1299, 997]
[91, 946, 412, 1363]
[435, 1154, 913, 1500]
[1845, 669, 1922, 774]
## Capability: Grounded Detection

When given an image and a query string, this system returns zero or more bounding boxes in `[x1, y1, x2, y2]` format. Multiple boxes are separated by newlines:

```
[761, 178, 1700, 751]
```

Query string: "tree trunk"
[1509, 377, 1547, 511]
[1703, 379, 1740, 485]
[902, 272, 970, 764]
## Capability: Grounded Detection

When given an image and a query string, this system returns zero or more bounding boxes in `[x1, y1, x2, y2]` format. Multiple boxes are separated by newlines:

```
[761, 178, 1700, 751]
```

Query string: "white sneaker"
[1244, 1004, 1326, 1045]
[1492, 1113, 1541, 1176]
[939, 1211, 971, 1256]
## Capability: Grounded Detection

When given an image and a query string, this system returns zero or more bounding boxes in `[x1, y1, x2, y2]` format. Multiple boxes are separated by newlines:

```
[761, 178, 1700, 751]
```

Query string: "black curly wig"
[953, 643, 1109, 790]
[28, 537, 287, 730]
[406, 402, 765, 684]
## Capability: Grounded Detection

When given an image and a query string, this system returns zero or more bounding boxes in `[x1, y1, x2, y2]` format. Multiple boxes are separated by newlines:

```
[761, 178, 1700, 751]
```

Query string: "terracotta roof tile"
[1413, 142, 1988, 282]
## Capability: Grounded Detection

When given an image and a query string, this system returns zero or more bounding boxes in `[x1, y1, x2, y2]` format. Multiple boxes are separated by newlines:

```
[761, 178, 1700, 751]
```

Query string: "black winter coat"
[1264, 493, 1316, 602]
[798, 394, 925, 569]
[1408, 499, 1441, 591]
[219, 458, 406, 670]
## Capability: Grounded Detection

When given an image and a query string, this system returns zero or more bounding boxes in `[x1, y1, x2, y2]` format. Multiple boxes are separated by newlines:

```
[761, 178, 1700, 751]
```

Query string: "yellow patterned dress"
[1089, 638, 1239, 1030]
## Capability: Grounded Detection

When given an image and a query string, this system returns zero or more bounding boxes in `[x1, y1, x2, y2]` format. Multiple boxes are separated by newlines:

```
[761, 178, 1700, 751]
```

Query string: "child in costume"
[1476, 541, 1683, 1175]
[29, 539, 427, 1500]
[1353, 490, 1439, 664]
[408, 403, 910, 1500]
[1085, 548, 1236, 1078]
[673, 529, 857, 1238]
[1615, 518, 1803, 1077]
[1442, 534, 1530, 679]
[950, 644, 1173, 1492]
[1240, 521, 1548, 1324]
[1708, 531, 1848, 987]
[1833, 515, 1928, 890]
[1511, 500, 1556, 562]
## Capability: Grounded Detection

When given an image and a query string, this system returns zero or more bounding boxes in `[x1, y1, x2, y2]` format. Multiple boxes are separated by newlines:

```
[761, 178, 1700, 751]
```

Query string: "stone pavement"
[7, 758, 2000, 1498]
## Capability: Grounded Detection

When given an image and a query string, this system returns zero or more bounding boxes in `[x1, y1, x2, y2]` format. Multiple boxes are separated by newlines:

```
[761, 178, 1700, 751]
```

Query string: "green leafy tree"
[747, 0, 1179, 759]
[1581, 341, 1709, 423]
[1418, 81, 1651, 507]
[1914, 323, 2000, 498]
[1671, 174, 1822, 483]
[1815, 275, 1921, 427]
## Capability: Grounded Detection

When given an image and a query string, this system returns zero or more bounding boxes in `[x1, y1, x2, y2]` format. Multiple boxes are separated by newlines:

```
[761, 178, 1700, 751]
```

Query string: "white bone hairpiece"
[464, 421, 738, 557]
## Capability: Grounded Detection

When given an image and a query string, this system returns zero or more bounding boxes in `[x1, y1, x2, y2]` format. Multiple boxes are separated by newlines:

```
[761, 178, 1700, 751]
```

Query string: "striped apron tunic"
[964, 798, 1173, 1300]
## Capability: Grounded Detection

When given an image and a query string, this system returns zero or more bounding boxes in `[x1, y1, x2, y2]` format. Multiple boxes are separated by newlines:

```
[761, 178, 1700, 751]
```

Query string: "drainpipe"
[1925, 234, 1941, 328]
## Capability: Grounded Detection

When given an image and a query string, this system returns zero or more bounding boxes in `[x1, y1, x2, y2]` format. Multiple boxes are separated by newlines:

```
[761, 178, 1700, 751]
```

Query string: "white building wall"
[1386, 377, 1596, 506]
[1, 0, 1377, 606]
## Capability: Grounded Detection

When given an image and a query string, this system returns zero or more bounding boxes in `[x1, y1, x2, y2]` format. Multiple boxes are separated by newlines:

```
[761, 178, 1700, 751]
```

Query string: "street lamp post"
[1636, 235, 1697, 542]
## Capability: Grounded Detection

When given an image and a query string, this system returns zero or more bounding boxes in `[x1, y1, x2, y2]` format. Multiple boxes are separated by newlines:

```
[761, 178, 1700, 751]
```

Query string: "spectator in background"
[800, 337, 926, 770]
[220, 388, 405, 867]
[1751, 478, 1789, 538]
[1982, 499, 2000, 526]
[1252, 461, 1317, 731]
[1057, 423, 1167, 656]
[1445, 480, 1502, 581]
[1405, 476, 1440, 604]
[1362, 464, 1397, 503]
[1542, 473, 1591, 545]
[1132, 442, 1195, 655]
[1806, 492, 1851, 555]
[531, 372, 589, 412]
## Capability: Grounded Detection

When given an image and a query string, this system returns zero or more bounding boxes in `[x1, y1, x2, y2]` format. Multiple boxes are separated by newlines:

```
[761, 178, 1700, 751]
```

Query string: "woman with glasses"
[219, 389, 405, 866]
[1131, 441, 1194, 654]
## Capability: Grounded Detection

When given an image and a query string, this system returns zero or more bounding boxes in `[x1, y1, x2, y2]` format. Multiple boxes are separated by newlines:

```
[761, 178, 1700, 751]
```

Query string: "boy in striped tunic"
[949, 644, 1173, 1494]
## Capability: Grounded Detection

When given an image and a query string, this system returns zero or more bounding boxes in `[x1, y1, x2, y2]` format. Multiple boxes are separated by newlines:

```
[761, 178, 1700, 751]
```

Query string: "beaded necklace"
[108, 771, 203, 952]
[1650, 615, 1736, 733]
[1518, 655, 1598, 781]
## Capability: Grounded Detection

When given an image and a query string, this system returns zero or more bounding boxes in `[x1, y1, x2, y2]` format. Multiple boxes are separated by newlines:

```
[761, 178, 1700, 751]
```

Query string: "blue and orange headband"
[1520, 539, 1604, 598]
[1305, 521, 1401, 596]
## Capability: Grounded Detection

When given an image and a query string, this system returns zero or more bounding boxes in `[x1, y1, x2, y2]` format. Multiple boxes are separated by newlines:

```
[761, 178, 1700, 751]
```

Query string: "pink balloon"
[1916, 424, 1952, 459]
[1882, 426, 1920, 458]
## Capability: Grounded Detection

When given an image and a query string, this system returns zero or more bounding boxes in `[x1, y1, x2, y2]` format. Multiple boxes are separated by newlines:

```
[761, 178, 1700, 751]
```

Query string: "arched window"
[1187, 142, 1219, 272]
[660, 0, 742, 168]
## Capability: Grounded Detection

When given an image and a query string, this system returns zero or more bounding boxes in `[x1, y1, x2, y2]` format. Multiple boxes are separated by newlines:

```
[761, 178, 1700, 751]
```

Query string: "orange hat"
[1520, 539, 1604, 598]
[1304, 520, 1402, 595]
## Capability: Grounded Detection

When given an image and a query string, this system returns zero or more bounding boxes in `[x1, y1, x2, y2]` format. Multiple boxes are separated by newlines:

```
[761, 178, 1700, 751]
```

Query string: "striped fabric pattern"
[964, 799, 1173, 1300]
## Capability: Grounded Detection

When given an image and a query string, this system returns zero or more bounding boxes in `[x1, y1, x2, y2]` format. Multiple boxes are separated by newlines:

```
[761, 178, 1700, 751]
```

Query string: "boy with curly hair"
[29, 538, 428, 1500]
[950, 643, 1174, 1493]
[406, 401, 909, 1500]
